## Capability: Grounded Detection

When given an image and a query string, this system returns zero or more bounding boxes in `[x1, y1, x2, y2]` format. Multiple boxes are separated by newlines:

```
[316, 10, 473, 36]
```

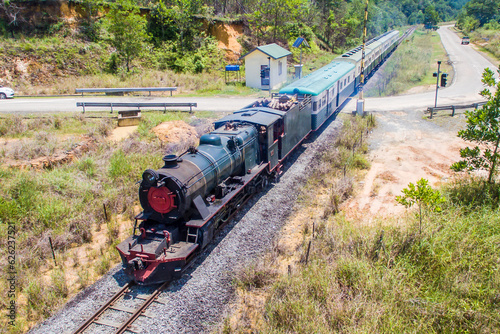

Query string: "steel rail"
[114, 281, 170, 334]
[72, 281, 134, 334]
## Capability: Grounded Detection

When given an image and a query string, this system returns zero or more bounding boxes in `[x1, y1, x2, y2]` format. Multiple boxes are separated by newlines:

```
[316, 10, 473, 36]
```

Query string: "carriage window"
[313, 101, 317, 111]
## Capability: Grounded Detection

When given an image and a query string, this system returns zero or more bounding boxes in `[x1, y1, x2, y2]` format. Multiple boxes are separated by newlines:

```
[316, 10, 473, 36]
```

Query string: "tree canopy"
[102, 0, 150, 72]
[0, 0, 472, 73]
[456, 0, 500, 31]
[451, 66, 500, 183]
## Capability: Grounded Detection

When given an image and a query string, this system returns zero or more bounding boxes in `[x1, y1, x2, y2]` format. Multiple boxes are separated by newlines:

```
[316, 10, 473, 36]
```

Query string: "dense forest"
[0, 0, 494, 75]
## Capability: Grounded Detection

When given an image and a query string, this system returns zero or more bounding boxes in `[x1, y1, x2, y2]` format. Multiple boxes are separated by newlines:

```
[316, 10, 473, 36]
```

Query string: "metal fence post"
[452, 106, 456, 117]
[49, 237, 57, 266]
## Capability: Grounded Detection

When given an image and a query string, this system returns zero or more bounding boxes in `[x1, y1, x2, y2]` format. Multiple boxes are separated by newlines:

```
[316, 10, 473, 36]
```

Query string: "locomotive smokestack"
[163, 154, 179, 168]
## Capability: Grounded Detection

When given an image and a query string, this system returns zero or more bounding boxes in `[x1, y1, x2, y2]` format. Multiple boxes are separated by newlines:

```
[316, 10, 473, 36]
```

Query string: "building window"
[278, 61, 283, 75]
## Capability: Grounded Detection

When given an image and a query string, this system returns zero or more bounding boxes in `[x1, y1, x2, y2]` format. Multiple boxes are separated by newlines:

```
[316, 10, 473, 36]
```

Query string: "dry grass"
[223, 112, 500, 333]
[0, 110, 214, 332]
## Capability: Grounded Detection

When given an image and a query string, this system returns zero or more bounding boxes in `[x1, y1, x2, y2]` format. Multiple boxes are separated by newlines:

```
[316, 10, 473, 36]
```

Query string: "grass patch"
[229, 182, 500, 333]
[262, 202, 500, 333]
[469, 28, 500, 62]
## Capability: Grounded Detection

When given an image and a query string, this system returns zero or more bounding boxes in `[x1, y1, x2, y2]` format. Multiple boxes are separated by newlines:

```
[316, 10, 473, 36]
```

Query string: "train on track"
[117, 30, 401, 285]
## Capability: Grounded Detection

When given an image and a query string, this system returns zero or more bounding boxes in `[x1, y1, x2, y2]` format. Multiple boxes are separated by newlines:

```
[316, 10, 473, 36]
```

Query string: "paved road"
[0, 26, 497, 115]
[0, 96, 257, 115]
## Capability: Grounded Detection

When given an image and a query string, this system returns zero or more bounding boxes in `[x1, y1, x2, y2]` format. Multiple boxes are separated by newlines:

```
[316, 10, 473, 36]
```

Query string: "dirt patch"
[152, 120, 198, 146]
[109, 125, 138, 142]
[343, 110, 467, 220]
[207, 21, 243, 61]
[3, 136, 95, 169]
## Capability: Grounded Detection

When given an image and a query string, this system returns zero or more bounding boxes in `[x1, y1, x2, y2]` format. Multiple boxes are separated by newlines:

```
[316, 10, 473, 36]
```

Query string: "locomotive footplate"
[117, 239, 198, 285]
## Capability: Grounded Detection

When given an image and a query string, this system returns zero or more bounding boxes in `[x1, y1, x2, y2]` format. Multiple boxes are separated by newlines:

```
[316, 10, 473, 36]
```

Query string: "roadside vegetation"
[365, 28, 453, 97]
[455, 0, 500, 62]
[0, 110, 215, 332]
[244, 194, 500, 333]
[468, 24, 500, 61]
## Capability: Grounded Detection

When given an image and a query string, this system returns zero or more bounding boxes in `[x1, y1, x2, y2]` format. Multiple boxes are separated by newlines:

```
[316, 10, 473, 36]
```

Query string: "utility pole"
[357, 0, 369, 115]
[434, 61, 441, 108]
[268, 56, 271, 97]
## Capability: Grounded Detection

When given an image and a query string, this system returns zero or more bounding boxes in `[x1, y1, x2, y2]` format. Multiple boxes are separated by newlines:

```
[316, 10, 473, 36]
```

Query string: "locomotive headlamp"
[142, 169, 159, 187]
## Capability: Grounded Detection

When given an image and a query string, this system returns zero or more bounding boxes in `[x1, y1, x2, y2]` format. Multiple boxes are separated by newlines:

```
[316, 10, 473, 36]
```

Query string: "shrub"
[444, 176, 500, 209]
[235, 262, 279, 290]
[0, 115, 26, 137]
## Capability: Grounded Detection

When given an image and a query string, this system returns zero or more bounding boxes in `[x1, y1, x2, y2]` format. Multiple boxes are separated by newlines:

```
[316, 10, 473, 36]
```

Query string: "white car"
[0, 86, 14, 99]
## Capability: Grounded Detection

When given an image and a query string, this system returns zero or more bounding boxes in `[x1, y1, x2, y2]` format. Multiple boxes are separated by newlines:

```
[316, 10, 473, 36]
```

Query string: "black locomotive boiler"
[117, 95, 312, 284]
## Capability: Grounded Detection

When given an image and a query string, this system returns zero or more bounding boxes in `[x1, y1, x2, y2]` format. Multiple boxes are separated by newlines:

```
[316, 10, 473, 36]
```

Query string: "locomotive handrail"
[183, 137, 258, 190]
[76, 101, 197, 113]
[75, 87, 177, 96]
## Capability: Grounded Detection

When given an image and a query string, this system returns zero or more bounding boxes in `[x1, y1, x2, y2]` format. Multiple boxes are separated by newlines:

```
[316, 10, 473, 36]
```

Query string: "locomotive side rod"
[114, 281, 170, 334]
[72, 281, 134, 334]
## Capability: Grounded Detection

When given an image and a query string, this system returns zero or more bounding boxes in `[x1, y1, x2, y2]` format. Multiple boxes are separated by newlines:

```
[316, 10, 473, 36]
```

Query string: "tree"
[451, 66, 500, 183]
[80, 0, 102, 41]
[248, 0, 310, 44]
[462, 0, 500, 26]
[396, 178, 445, 234]
[103, 0, 150, 72]
[0, 0, 25, 37]
[150, 0, 202, 50]
[424, 5, 440, 27]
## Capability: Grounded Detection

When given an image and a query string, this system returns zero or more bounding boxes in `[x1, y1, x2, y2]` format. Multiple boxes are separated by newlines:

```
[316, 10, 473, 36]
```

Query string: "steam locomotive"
[117, 30, 401, 285]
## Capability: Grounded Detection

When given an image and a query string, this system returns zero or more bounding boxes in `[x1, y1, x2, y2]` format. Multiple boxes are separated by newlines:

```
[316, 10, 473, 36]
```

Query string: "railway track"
[73, 281, 169, 334]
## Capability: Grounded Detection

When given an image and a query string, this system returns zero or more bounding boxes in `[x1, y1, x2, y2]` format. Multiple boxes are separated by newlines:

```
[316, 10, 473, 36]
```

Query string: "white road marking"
[2, 99, 76, 104]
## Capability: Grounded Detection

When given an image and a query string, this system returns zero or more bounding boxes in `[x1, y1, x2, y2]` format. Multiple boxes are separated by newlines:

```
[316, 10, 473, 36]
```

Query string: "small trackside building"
[240, 43, 291, 90]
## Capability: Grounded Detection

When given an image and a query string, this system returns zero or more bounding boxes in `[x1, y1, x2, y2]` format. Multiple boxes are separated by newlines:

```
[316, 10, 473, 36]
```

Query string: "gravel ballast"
[28, 112, 344, 334]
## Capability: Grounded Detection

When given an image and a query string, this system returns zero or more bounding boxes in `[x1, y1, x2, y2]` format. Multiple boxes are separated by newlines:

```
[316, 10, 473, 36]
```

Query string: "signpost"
[433, 61, 442, 108]
[292, 37, 310, 79]
[357, 0, 369, 115]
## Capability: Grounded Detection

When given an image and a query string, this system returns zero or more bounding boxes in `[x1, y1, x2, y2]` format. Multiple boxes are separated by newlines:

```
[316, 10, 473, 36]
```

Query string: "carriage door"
[268, 121, 281, 170]
[273, 119, 285, 159]
[261, 65, 270, 87]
